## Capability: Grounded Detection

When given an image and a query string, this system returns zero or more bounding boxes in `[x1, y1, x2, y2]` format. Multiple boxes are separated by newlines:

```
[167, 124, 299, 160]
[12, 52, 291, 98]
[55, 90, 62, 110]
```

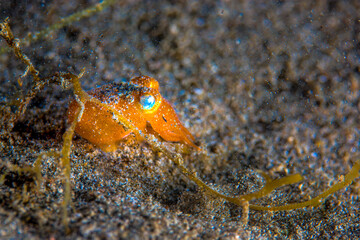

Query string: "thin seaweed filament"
[1, 15, 360, 230]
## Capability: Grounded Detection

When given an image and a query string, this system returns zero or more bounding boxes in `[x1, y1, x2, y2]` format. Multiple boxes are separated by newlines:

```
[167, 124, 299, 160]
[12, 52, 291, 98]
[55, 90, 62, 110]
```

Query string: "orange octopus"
[68, 76, 198, 152]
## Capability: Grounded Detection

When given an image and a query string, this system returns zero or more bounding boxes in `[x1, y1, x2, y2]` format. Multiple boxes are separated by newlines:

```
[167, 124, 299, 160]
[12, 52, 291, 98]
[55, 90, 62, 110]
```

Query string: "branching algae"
[1, 16, 360, 230]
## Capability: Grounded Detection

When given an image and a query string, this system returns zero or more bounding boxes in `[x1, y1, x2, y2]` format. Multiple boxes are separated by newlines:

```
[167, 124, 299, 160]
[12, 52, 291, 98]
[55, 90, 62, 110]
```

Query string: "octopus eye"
[140, 94, 156, 110]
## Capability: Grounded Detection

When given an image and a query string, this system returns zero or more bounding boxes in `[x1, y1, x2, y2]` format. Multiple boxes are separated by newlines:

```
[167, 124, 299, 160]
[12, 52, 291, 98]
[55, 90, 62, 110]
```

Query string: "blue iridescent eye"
[140, 94, 156, 110]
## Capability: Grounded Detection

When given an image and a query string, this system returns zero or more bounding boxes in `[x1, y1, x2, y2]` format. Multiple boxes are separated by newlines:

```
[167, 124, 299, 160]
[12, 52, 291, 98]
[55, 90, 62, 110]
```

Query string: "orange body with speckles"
[68, 76, 198, 152]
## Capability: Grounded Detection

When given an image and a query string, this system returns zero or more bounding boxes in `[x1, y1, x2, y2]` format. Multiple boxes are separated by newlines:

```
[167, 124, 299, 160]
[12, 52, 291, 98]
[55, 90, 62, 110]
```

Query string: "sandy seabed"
[0, 1, 359, 239]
